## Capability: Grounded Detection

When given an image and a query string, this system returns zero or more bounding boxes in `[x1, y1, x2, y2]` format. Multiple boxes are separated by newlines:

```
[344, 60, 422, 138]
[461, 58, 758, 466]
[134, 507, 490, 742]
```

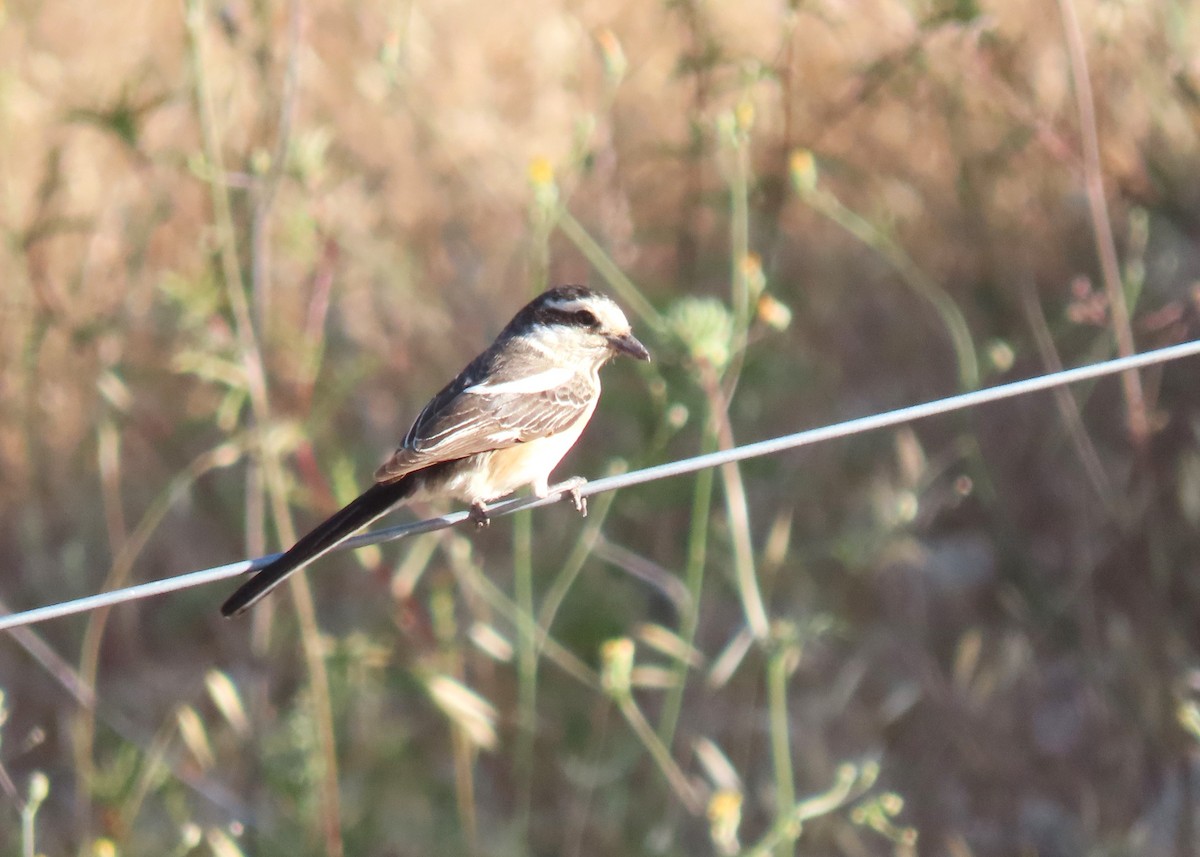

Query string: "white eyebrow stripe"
[543, 297, 588, 313]
[464, 366, 575, 396]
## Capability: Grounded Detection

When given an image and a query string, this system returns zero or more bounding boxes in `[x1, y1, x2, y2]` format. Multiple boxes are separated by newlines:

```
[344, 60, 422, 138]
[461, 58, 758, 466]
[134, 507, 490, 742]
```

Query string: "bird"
[221, 285, 650, 617]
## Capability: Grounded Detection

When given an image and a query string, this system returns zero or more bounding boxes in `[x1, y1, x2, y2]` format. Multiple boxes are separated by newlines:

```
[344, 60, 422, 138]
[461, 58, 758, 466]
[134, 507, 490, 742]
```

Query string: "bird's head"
[518, 285, 651, 365]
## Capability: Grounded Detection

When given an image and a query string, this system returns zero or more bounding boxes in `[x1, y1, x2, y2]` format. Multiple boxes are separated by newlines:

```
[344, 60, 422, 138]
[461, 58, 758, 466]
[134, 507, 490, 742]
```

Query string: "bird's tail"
[221, 477, 417, 617]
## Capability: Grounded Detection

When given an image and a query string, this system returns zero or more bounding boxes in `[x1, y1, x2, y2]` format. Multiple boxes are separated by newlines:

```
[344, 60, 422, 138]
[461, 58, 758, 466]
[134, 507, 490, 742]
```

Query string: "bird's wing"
[374, 352, 596, 483]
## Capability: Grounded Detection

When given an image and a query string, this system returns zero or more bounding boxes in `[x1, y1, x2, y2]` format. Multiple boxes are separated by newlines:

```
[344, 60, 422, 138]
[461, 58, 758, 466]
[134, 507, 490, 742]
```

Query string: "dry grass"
[4, 0, 1200, 854]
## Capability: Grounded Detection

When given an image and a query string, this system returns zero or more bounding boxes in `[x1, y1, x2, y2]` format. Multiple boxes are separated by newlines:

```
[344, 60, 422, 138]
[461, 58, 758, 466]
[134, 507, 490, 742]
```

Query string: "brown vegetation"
[3, 0, 1200, 854]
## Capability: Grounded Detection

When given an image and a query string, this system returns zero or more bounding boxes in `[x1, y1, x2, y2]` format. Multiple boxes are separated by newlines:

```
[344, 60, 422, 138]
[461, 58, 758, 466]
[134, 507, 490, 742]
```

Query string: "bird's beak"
[609, 332, 651, 361]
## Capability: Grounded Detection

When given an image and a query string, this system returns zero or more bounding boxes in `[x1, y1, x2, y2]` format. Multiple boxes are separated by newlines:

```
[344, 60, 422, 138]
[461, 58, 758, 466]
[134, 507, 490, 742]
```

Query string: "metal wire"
[3, 338, 1200, 633]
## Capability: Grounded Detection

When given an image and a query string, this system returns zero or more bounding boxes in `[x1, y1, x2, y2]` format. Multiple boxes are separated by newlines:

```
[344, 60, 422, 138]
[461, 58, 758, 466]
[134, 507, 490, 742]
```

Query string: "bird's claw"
[551, 477, 588, 518]
[469, 500, 491, 529]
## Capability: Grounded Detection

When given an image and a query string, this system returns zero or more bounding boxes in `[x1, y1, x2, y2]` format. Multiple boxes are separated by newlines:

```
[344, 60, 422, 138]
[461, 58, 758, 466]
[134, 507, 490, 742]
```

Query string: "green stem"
[512, 509, 536, 841]
[766, 643, 795, 857]
[700, 369, 769, 639]
[556, 209, 664, 332]
[536, 485, 620, 645]
[613, 689, 703, 815]
[657, 431, 717, 748]
[729, 133, 751, 347]
[800, 186, 978, 391]
[74, 441, 241, 833]
[183, 4, 343, 853]
[450, 552, 598, 689]
[738, 764, 870, 857]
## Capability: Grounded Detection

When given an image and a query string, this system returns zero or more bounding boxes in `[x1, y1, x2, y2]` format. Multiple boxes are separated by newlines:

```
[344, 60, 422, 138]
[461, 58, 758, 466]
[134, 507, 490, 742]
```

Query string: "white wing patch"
[464, 366, 575, 396]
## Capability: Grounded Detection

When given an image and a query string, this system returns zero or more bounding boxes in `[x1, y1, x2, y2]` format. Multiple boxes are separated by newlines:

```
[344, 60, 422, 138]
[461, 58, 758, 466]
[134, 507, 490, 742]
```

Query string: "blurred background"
[4, 0, 1200, 854]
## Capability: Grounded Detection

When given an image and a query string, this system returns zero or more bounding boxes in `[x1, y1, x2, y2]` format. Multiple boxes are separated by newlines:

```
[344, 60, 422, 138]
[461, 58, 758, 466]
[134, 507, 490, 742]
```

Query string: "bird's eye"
[573, 309, 598, 326]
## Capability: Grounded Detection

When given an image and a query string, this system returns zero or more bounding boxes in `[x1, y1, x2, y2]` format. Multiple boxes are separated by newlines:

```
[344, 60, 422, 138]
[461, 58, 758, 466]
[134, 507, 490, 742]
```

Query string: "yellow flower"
[707, 789, 743, 855]
[528, 156, 555, 189]
[789, 148, 818, 192]
[734, 99, 754, 133]
[600, 637, 635, 696]
[757, 294, 793, 331]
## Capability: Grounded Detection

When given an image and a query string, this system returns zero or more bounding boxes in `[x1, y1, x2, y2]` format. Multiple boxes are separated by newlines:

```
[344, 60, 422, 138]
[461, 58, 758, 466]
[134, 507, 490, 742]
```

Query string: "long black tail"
[221, 477, 417, 617]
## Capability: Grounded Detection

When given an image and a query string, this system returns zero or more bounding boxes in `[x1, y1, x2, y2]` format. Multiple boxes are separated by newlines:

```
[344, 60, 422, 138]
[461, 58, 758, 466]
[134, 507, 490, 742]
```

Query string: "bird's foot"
[550, 476, 588, 518]
[469, 499, 491, 529]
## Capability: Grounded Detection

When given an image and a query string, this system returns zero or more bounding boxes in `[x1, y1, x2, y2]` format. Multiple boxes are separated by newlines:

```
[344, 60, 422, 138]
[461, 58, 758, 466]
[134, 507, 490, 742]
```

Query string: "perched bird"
[221, 285, 650, 617]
